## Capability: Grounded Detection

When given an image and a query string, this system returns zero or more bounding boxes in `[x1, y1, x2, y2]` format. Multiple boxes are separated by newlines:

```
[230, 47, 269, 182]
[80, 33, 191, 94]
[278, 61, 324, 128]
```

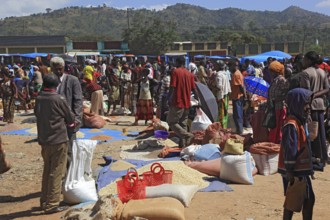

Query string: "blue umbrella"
[244, 76, 270, 98]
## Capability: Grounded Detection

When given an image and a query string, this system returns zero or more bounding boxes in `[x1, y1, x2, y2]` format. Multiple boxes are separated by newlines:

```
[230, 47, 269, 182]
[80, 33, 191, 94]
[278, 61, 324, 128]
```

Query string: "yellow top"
[83, 65, 94, 80]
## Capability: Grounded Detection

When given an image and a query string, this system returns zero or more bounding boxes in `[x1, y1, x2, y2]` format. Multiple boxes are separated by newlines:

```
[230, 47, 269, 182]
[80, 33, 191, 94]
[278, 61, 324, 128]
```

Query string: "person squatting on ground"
[34, 74, 75, 214]
[278, 88, 315, 220]
[167, 56, 199, 148]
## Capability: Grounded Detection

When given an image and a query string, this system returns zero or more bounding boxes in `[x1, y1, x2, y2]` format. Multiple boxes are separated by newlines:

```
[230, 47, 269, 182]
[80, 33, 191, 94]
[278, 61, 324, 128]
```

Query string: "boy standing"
[34, 74, 75, 214]
[278, 88, 314, 220]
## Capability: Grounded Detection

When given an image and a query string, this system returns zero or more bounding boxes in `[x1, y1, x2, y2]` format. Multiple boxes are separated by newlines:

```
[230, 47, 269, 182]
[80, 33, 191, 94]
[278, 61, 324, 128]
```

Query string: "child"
[34, 74, 75, 214]
[278, 88, 314, 220]
[132, 68, 154, 125]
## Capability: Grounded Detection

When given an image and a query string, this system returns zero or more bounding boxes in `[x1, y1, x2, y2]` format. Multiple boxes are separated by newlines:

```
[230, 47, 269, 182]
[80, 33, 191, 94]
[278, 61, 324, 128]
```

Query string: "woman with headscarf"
[267, 61, 290, 143]
[299, 51, 329, 168]
[0, 68, 17, 123]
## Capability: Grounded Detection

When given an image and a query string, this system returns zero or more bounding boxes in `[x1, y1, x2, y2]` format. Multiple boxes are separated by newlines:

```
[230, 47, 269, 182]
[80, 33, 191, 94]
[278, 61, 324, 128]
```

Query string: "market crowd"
[0, 51, 330, 217]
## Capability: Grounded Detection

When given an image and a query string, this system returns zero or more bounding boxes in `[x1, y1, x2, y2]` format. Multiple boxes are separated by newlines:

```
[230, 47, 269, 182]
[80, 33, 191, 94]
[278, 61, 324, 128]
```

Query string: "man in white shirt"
[215, 60, 231, 128]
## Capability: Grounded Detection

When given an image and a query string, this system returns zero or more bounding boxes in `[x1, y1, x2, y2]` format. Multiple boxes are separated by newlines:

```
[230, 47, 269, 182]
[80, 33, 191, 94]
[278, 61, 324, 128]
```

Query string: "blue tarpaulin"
[20, 53, 48, 58]
[0, 128, 138, 142]
[240, 50, 292, 64]
[97, 157, 233, 193]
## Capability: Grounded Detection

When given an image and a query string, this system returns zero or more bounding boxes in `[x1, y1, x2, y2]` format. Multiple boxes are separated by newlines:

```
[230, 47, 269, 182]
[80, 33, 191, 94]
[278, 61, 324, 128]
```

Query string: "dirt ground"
[0, 112, 330, 220]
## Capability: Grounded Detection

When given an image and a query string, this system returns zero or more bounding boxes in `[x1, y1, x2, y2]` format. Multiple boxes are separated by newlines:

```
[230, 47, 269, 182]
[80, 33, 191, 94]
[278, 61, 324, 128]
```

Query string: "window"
[183, 43, 192, 51]
[207, 43, 216, 50]
[275, 43, 284, 51]
[171, 44, 180, 50]
[195, 43, 204, 50]
[261, 44, 271, 53]
[288, 42, 300, 54]
[249, 44, 258, 55]
[220, 42, 228, 49]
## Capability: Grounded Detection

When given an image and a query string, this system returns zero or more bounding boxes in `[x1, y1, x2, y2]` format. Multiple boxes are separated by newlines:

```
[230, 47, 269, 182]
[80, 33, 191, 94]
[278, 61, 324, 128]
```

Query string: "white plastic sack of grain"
[146, 184, 199, 207]
[63, 139, 98, 204]
[220, 151, 255, 185]
[251, 153, 279, 176]
[191, 108, 212, 132]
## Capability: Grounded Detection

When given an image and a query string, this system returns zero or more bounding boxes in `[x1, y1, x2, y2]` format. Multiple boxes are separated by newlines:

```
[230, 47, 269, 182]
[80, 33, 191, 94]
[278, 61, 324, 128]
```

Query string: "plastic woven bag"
[116, 168, 146, 203]
[63, 140, 98, 204]
[142, 163, 173, 186]
[191, 108, 212, 132]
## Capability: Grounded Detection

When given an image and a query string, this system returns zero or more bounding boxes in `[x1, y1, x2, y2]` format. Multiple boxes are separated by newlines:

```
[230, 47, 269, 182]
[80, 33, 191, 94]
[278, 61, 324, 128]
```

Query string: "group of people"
[0, 57, 82, 213]
[1, 50, 330, 219]
[186, 51, 330, 220]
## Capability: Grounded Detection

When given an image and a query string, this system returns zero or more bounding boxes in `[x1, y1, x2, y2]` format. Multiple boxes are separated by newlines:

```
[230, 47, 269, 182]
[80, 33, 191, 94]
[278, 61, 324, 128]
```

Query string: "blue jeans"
[232, 97, 244, 135]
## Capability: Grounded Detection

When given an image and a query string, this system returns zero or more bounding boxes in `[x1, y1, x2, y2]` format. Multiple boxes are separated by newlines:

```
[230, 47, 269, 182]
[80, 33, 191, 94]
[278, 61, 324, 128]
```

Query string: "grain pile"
[110, 160, 136, 171]
[90, 135, 112, 141]
[76, 131, 85, 138]
[98, 161, 209, 197]
[89, 129, 102, 133]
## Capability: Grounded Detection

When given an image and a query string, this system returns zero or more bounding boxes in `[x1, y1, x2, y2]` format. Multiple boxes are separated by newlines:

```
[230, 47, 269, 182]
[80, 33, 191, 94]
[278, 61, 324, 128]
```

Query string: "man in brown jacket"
[35, 74, 75, 214]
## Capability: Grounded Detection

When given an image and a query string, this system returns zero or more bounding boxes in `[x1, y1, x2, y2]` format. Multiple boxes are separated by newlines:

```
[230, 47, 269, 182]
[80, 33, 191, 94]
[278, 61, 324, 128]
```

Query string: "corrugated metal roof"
[0, 35, 66, 46]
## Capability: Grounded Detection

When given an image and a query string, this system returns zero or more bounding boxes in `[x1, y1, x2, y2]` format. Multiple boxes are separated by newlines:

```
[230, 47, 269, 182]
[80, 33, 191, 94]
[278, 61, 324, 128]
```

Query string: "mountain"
[0, 4, 329, 42]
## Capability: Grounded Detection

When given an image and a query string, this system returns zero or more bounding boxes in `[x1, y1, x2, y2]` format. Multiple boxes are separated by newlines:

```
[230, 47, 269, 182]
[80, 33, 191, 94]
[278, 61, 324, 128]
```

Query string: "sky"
[1, 0, 330, 19]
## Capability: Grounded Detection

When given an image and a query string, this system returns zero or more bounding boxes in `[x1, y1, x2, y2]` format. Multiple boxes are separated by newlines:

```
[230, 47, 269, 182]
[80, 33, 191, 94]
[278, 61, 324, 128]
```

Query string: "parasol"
[244, 76, 270, 98]
[195, 82, 218, 122]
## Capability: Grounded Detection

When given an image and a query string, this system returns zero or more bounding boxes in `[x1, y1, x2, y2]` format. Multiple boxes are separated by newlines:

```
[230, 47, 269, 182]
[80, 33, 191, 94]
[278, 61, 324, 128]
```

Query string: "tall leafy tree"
[122, 12, 178, 55]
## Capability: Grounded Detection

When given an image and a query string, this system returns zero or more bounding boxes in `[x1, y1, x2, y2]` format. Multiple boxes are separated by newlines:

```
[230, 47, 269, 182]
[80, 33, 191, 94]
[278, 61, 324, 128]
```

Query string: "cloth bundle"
[249, 142, 280, 155]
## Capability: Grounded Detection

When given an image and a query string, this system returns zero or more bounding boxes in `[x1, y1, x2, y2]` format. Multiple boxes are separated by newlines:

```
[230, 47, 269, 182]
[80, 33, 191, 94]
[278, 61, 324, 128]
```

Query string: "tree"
[122, 13, 178, 54]
[46, 8, 52, 13]
[228, 33, 242, 45]
[241, 33, 256, 44]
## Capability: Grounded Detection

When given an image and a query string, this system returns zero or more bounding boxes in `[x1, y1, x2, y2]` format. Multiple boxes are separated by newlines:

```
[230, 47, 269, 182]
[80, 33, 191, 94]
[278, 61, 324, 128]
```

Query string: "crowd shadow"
[0, 192, 44, 220]
[20, 116, 36, 124]
[0, 192, 40, 203]
[0, 207, 44, 220]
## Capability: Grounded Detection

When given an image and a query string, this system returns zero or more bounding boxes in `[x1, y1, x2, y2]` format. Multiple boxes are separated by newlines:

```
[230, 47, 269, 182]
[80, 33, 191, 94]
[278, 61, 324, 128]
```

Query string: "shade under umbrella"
[244, 76, 270, 98]
[195, 82, 218, 123]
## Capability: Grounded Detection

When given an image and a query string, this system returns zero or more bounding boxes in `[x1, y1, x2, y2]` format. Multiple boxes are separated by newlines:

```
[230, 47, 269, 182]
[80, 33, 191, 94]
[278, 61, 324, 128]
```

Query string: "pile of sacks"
[64, 160, 204, 220]
[191, 122, 253, 150]
[64, 195, 186, 220]
[181, 140, 257, 185]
